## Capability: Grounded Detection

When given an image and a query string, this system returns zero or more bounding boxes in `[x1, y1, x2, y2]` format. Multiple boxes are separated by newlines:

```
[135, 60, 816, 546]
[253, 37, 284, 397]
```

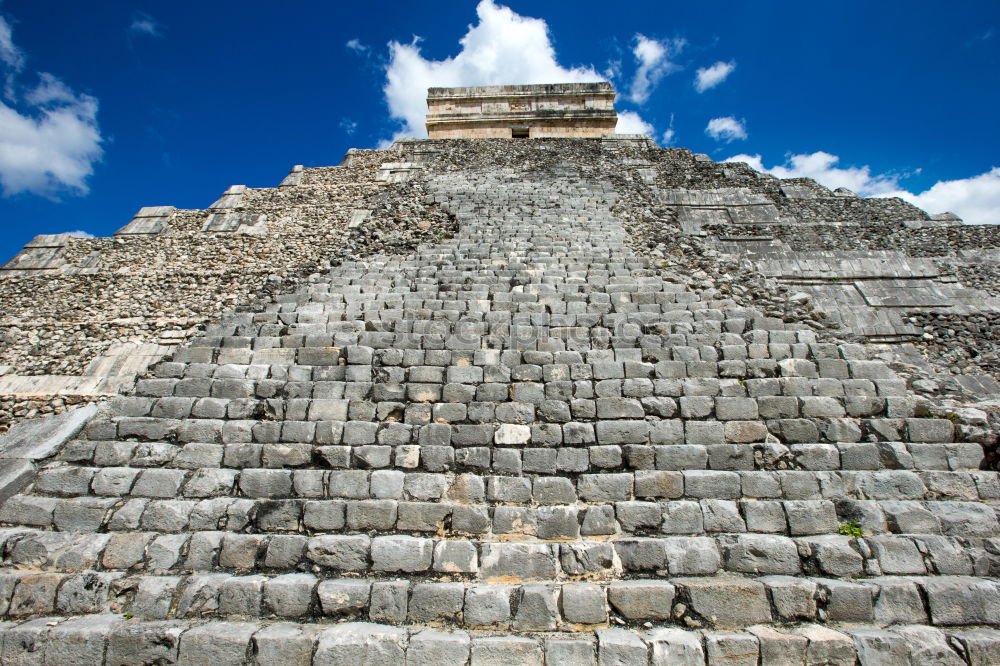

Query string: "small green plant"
[839, 521, 864, 538]
[943, 412, 960, 423]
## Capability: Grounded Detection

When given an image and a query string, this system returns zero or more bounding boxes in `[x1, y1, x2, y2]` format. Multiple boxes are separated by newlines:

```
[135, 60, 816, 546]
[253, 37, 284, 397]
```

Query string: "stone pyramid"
[0, 103, 998, 663]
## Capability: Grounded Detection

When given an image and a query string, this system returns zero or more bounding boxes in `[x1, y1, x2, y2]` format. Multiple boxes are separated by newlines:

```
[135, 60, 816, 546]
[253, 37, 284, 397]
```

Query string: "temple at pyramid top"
[425, 82, 618, 139]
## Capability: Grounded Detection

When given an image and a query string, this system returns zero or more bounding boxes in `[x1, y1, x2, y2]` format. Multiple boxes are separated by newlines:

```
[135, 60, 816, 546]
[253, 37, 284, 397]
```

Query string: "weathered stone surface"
[0, 96, 994, 660]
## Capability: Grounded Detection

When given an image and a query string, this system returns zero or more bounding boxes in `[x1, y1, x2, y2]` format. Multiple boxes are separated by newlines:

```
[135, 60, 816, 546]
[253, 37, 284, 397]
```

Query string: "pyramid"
[0, 85, 997, 664]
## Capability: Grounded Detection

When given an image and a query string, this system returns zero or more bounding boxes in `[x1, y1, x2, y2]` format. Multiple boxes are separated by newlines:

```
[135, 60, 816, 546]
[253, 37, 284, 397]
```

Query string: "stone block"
[677, 578, 771, 626]
[407, 629, 471, 665]
[409, 582, 465, 623]
[371, 535, 433, 572]
[106, 621, 187, 666]
[263, 573, 316, 617]
[177, 622, 259, 666]
[561, 583, 607, 624]
[313, 623, 406, 665]
[704, 632, 759, 666]
[306, 535, 370, 570]
[44, 615, 123, 666]
[597, 628, 647, 665]
[471, 636, 543, 665]
[607, 581, 674, 620]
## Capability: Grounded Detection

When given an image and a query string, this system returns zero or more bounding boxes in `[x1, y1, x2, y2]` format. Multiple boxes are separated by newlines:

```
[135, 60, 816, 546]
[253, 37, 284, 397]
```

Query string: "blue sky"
[0, 1, 998, 262]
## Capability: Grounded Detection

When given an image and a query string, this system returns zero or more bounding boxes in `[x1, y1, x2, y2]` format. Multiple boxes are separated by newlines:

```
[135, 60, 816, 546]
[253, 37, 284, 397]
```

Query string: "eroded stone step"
[2, 523, 995, 579]
[20, 466, 1000, 508]
[55, 436, 988, 473]
[0, 568, 997, 632]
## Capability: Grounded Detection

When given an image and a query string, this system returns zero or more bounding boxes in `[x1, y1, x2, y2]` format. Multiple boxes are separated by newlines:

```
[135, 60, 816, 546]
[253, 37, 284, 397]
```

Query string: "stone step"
[146, 350, 889, 377]
[6, 484, 1000, 539]
[21, 465, 1000, 506]
[106, 390, 956, 437]
[5, 617, 996, 666]
[2, 524, 995, 578]
[88, 417, 961, 449]
[0, 568, 997, 631]
[56, 436, 988, 473]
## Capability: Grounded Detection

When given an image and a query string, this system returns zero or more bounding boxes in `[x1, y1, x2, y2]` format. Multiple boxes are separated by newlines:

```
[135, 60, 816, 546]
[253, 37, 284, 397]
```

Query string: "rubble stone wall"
[0, 150, 457, 378]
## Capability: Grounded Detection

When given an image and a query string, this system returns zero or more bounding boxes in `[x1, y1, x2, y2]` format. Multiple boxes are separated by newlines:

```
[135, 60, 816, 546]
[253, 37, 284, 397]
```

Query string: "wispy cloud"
[661, 113, 676, 146]
[128, 12, 162, 39]
[0, 10, 103, 197]
[628, 34, 684, 104]
[339, 117, 358, 135]
[694, 60, 735, 93]
[603, 58, 622, 81]
[706, 116, 747, 142]
[0, 13, 24, 98]
[346, 38, 369, 54]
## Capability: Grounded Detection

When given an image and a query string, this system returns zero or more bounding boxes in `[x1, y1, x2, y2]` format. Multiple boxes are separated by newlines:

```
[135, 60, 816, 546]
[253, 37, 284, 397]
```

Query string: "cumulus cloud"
[128, 12, 162, 38]
[629, 34, 683, 104]
[615, 110, 654, 136]
[65, 229, 94, 238]
[723, 151, 900, 195]
[0, 12, 103, 197]
[383, 0, 653, 142]
[694, 60, 735, 93]
[706, 116, 747, 142]
[723, 151, 1000, 224]
[884, 168, 1000, 225]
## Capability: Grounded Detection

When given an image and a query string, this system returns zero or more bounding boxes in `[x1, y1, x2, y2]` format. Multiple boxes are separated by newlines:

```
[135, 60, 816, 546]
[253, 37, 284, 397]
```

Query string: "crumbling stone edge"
[0, 402, 99, 504]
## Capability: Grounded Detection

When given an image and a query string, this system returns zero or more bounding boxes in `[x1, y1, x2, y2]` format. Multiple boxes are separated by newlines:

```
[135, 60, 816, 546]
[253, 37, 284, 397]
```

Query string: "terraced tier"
[0, 158, 997, 664]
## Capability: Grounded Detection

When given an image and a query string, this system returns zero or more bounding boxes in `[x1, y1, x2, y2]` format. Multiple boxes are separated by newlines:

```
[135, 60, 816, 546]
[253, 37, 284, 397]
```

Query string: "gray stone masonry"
[0, 137, 996, 664]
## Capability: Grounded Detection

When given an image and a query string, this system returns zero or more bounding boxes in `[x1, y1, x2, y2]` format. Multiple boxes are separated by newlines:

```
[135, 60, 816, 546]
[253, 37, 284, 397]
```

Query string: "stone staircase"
[0, 162, 997, 664]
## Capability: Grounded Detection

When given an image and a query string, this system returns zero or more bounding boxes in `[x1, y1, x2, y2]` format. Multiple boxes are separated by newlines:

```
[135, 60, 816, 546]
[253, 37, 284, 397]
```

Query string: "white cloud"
[603, 58, 621, 81]
[65, 229, 94, 238]
[723, 151, 899, 195]
[723, 150, 899, 197]
[706, 116, 747, 142]
[629, 34, 683, 104]
[383, 0, 633, 142]
[723, 150, 1000, 224]
[0, 12, 23, 98]
[25, 72, 79, 106]
[659, 112, 676, 146]
[339, 117, 358, 135]
[615, 110, 654, 136]
[0, 13, 23, 72]
[128, 13, 162, 38]
[345, 38, 369, 54]
[883, 168, 1000, 225]
[0, 12, 103, 197]
[694, 60, 735, 93]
